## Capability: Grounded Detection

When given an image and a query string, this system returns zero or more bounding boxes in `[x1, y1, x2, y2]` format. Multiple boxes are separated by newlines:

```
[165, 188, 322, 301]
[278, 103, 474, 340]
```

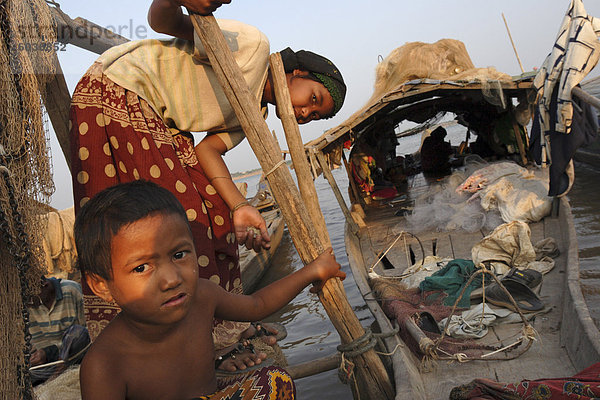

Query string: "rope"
[369, 232, 404, 273]
[336, 325, 400, 387]
[431, 263, 539, 362]
[369, 231, 425, 274]
[263, 159, 286, 178]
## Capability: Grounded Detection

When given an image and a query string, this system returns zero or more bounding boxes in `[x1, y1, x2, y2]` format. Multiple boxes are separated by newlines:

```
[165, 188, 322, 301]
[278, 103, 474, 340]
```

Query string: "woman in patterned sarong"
[70, 0, 346, 359]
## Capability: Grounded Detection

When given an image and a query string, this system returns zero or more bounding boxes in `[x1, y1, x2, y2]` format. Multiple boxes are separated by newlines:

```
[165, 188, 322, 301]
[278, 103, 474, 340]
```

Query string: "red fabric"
[450, 362, 600, 399]
[371, 187, 398, 200]
[70, 62, 240, 341]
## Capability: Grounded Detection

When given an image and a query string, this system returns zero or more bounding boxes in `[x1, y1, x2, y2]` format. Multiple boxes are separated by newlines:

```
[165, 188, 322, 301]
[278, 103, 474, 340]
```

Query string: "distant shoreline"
[232, 169, 262, 181]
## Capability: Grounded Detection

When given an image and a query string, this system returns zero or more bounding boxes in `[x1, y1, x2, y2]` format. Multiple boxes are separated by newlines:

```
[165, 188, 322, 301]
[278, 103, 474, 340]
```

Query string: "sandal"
[486, 279, 544, 313]
[215, 342, 253, 370]
[215, 341, 272, 376]
[503, 268, 542, 291]
[249, 322, 287, 342]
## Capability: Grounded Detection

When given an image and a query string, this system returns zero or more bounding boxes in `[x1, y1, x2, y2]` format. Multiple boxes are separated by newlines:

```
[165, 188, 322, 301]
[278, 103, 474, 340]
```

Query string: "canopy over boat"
[305, 38, 536, 174]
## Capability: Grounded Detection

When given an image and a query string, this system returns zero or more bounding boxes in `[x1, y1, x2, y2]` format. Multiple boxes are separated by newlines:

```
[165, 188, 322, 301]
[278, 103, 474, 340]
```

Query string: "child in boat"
[71, 0, 346, 362]
[74, 180, 345, 399]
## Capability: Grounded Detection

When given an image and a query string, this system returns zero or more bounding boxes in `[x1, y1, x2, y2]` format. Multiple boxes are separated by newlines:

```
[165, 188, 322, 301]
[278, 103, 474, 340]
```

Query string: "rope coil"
[336, 325, 400, 386]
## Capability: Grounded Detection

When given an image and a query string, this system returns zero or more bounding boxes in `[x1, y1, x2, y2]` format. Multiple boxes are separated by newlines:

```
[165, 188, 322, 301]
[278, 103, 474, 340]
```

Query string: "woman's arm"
[194, 135, 270, 252]
[147, 0, 231, 41]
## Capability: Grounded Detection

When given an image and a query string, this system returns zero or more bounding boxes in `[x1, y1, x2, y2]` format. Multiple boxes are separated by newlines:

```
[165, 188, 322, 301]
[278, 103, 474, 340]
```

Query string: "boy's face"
[282, 70, 335, 124]
[93, 213, 198, 326]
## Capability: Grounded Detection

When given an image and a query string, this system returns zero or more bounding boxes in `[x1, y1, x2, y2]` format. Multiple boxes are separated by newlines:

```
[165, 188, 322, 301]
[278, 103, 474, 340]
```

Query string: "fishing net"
[406, 158, 504, 234]
[0, 0, 56, 398]
[344, 39, 515, 130]
[370, 280, 496, 366]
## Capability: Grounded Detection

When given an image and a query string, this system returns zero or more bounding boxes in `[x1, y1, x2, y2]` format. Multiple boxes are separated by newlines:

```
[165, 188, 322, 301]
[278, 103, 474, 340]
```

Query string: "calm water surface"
[240, 158, 600, 399]
[569, 161, 600, 325]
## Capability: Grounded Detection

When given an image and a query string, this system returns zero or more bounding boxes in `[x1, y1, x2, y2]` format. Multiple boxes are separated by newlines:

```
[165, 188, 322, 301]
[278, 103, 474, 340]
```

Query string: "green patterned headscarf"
[279, 47, 346, 117]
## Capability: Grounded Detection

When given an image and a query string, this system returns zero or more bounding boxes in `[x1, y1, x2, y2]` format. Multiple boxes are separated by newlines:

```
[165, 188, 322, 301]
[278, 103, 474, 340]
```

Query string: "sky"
[48, 0, 600, 209]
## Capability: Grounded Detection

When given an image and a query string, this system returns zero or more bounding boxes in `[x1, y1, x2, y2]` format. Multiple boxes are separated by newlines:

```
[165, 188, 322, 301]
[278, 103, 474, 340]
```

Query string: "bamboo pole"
[268, 53, 330, 247]
[189, 14, 393, 399]
[502, 13, 525, 74]
[286, 353, 341, 379]
[315, 151, 359, 234]
[42, 53, 72, 172]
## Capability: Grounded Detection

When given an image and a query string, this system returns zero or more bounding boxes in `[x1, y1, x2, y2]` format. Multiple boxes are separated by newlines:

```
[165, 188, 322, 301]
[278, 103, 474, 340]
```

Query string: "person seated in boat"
[74, 180, 344, 400]
[350, 138, 400, 201]
[27, 276, 90, 384]
[420, 126, 454, 174]
[69, 0, 346, 370]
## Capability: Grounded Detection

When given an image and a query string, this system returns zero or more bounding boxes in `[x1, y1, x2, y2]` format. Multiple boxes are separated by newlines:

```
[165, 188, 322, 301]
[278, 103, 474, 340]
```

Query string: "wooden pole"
[268, 53, 330, 247]
[315, 151, 359, 234]
[286, 353, 341, 380]
[42, 53, 73, 172]
[189, 14, 393, 399]
[502, 13, 525, 74]
[50, 6, 129, 55]
[573, 86, 600, 111]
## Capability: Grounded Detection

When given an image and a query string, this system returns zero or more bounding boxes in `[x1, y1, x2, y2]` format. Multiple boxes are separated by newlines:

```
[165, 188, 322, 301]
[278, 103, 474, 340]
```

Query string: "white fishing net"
[406, 157, 504, 233]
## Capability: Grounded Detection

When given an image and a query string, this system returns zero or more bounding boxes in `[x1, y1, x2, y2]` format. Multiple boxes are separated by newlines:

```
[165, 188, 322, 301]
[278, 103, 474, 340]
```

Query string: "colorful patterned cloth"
[192, 366, 295, 400]
[351, 153, 375, 195]
[450, 362, 600, 399]
[533, 0, 600, 135]
[70, 62, 248, 347]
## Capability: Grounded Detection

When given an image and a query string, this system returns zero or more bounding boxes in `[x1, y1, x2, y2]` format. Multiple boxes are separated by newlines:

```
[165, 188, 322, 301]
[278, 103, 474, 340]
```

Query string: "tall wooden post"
[314, 150, 359, 234]
[190, 14, 393, 400]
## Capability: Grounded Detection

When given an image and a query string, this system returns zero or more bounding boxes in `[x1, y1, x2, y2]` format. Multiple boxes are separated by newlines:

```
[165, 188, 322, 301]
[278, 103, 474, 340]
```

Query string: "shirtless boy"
[74, 180, 345, 399]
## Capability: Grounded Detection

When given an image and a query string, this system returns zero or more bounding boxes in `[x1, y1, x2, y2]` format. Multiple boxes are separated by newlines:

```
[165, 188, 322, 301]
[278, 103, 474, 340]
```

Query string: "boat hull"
[345, 193, 599, 399]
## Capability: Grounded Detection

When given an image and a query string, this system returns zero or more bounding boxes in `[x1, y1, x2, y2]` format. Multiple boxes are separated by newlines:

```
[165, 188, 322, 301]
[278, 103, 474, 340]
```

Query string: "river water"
[239, 153, 600, 399]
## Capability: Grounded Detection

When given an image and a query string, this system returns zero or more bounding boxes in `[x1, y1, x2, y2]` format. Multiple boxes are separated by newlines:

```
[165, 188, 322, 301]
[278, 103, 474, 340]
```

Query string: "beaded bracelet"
[231, 200, 250, 212]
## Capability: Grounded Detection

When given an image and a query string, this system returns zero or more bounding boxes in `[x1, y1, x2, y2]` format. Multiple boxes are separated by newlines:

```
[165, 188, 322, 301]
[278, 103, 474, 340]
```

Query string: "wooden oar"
[189, 13, 393, 399]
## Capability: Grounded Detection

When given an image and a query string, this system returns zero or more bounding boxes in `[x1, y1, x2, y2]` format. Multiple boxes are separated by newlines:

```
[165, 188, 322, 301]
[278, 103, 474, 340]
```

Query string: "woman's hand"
[176, 0, 231, 15]
[233, 205, 271, 252]
[148, 0, 231, 40]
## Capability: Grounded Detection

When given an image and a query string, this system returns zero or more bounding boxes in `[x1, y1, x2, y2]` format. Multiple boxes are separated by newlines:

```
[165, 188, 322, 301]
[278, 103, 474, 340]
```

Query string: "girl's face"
[285, 70, 335, 124]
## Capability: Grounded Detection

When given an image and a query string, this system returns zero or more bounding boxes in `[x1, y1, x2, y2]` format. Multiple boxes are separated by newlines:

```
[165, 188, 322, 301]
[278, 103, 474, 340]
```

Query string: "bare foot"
[215, 342, 267, 373]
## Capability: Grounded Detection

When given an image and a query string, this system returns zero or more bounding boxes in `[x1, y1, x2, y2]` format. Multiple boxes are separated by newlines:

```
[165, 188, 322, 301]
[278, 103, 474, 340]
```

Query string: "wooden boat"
[238, 177, 286, 293]
[574, 76, 600, 167]
[305, 71, 600, 398]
